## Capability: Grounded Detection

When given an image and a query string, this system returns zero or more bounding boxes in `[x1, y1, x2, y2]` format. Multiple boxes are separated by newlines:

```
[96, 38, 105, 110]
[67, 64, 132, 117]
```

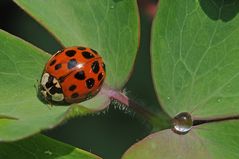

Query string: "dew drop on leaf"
[171, 112, 193, 135]
[110, 5, 114, 9]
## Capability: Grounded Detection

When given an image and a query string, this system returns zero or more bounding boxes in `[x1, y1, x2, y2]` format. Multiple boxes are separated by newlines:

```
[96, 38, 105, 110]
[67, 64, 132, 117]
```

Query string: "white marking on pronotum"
[41, 73, 50, 85]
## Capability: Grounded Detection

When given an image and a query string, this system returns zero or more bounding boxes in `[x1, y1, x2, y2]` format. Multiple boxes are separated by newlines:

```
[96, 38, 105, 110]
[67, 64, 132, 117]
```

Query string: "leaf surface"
[14, 0, 139, 89]
[123, 120, 239, 159]
[0, 30, 92, 141]
[0, 0, 139, 141]
[124, 0, 239, 158]
[151, 0, 239, 118]
[0, 134, 101, 159]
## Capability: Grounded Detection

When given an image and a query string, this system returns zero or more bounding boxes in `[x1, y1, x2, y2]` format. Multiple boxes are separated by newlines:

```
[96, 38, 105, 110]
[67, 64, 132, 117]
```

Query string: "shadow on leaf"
[199, 0, 239, 22]
[0, 134, 100, 159]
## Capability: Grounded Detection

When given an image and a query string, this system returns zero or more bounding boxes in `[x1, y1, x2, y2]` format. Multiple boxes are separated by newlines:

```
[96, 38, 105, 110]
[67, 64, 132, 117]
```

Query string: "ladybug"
[39, 46, 106, 104]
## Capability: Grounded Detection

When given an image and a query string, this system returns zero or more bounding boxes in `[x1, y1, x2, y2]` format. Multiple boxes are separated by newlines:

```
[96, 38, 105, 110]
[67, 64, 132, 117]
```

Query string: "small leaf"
[14, 0, 140, 89]
[123, 120, 239, 159]
[0, 134, 101, 159]
[0, 30, 92, 141]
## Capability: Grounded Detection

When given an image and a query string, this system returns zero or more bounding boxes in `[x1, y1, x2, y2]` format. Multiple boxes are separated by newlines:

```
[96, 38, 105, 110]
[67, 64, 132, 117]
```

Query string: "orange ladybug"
[39, 46, 106, 104]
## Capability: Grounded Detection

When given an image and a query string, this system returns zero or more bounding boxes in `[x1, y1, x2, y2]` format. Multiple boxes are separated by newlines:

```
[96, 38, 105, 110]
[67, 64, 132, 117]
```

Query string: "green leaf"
[123, 0, 239, 159]
[0, 30, 92, 141]
[123, 120, 239, 159]
[151, 0, 239, 118]
[0, 134, 101, 159]
[14, 0, 139, 89]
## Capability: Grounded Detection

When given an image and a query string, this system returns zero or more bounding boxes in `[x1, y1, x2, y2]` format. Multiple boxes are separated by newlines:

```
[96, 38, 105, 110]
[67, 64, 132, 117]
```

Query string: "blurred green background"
[0, 1, 160, 158]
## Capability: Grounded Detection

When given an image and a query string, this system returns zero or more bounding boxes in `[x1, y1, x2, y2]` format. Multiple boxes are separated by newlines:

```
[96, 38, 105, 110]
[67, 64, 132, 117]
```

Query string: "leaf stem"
[193, 115, 239, 126]
[100, 86, 171, 131]
[101, 86, 157, 121]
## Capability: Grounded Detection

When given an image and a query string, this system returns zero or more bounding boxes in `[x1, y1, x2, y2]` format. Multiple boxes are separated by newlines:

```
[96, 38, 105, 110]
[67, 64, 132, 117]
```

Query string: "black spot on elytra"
[75, 71, 85, 80]
[69, 85, 77, 91]
[91, 61, 99, 74]
[86, 78, 95, 89]
[67, 59, 78, 69]
[91, 49, 98, 55]
[102, 63, 106, 71]
[78, 47, 86, 50]
[65, 50, 76, 57]
[55, 63, 62, 70]
[82, 51, 94, 59]
[98, 72, 103, 81]
[50, 59, 56, 66]
[71, 93, 79, 98]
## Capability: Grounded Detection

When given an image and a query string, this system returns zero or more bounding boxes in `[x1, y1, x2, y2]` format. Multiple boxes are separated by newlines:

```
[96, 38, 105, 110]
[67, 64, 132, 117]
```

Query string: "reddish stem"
[101, 86, 156, 120]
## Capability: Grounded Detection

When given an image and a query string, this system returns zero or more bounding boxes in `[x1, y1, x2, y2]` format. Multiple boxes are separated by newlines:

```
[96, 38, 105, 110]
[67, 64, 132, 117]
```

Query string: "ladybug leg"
[43, 92, 54, 109]
[42, 93, 53, 109]
[46, 103, 53, 110]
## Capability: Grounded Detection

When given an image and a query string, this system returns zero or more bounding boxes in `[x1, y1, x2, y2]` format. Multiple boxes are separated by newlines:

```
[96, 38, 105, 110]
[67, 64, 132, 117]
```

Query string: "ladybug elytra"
[39, 46, 106, 104]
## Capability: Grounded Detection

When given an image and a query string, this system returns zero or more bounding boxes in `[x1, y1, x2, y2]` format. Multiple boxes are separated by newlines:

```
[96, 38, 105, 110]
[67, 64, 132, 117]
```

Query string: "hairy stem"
[101, 86, 157, 121]
[100, 86, 172, 131]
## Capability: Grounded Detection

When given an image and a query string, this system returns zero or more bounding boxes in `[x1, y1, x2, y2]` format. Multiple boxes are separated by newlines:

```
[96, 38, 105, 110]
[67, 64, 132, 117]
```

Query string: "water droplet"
[44, 150, 53, 155]
[171, 112, 192, 135]
[167, 96, 171, 100]
[110, 5, 114, 9]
